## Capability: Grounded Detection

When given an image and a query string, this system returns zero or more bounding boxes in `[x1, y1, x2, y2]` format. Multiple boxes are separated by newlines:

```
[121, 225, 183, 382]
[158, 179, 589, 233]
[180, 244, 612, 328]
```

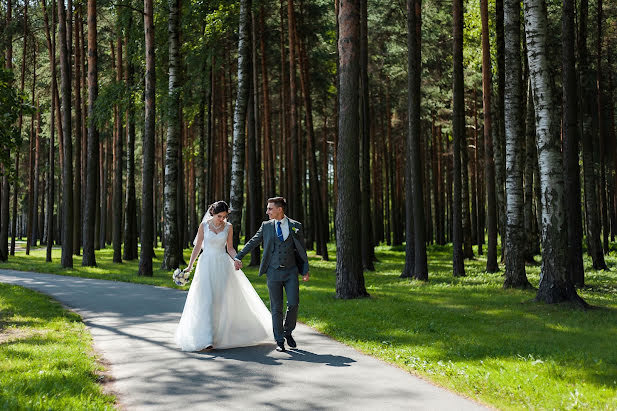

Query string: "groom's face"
[266, 203, 284, 220]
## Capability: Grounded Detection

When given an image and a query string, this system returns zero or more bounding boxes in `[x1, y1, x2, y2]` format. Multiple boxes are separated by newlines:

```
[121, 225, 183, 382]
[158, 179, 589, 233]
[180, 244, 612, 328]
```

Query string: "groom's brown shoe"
[276, 341, 286, 352]
[285, 334, 297, 348]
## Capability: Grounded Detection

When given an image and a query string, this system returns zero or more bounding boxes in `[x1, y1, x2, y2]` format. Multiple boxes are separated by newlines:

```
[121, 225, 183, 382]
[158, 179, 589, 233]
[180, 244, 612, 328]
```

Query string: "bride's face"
[213, 211, 228, 224]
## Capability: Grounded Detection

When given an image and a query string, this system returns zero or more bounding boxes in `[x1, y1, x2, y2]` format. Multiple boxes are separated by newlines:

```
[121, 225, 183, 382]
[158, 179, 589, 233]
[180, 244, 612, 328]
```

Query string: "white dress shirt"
[275, 216, 290, 241]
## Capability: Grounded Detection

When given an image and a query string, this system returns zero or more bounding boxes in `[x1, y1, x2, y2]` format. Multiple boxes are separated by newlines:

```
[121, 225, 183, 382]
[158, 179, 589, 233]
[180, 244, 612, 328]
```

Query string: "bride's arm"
[186, 224, 205, 271]
[226, 225, 238, 259]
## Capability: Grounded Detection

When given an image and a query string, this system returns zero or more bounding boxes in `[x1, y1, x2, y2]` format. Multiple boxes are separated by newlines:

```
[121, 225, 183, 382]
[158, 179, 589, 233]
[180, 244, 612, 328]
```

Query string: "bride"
[174, 201, 272, 351]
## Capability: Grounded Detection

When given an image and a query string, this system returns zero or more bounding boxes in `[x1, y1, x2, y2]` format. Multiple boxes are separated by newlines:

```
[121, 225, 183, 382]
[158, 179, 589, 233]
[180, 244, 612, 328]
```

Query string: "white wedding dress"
[175, 221, 272, 351]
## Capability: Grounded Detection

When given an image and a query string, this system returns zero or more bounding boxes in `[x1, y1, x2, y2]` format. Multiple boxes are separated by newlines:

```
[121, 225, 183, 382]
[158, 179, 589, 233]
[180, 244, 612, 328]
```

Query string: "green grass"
[2, 242, 617, 409]
[0, 283, 116, 410]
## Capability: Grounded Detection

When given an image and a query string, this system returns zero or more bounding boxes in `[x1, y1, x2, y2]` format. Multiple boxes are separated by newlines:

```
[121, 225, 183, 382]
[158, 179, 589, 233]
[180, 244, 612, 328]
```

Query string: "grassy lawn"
[2, 242, 617, 409]
[0, 283, 116, 410]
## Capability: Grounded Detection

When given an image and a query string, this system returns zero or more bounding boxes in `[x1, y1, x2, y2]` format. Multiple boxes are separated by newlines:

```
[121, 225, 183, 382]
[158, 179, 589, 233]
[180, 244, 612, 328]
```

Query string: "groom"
[234, 197, 309, 352]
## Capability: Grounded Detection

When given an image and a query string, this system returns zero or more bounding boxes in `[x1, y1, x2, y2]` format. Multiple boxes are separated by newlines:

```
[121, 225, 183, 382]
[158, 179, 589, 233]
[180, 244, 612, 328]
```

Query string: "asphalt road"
[0, 269, 486, 410]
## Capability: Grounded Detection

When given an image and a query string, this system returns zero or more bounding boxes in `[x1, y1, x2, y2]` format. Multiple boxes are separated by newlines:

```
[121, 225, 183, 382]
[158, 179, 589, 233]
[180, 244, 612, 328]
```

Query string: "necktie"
[276, 221, 284, 241]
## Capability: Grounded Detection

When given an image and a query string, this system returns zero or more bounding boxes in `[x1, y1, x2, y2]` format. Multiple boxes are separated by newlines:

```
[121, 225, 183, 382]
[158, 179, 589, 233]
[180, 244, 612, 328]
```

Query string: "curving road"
[0, 269, 486, 410]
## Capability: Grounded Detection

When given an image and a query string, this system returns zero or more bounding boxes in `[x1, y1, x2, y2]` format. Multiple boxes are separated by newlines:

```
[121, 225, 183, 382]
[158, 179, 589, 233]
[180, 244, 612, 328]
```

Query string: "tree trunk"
[402, 0, 428, 280]
[82, 0, 98, 266]
[451, 0, 465, 277]
[524, 82, 539, 260]
[27, 46, 37, 255]
[503, 0, 530, 289]
[495, 0, 506, 258]
[359, 0, 375, 270]
[124, 18, 138, 261]
[139, 0, 156, 275]
[461, 122, 473, 259]
[524, 0, 587, 307]
[229, 0, 251, 248]
[480, 0, 499, 272]
[336, 0, 369, 299]
[297, 22, 328, 260]
[287, 0, 303, 222]
[561, 0, 584, 284]
[113, 36, 123, 263]
[579, 0, 607, 270]
[161, 0, 182, 270]
[248, 8, 261, 266]
[58, 0, 74, 268]
[72, 6, 82, 256]
[33, 102, 41, 247]
[259, 6, 275, 200]
[0, 0, 10, 261]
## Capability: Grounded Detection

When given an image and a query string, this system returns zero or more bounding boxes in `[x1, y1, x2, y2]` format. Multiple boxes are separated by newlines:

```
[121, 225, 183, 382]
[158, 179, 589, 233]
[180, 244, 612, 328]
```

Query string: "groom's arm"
[293, 222, 310, 277]
[235, 222, 265, 261]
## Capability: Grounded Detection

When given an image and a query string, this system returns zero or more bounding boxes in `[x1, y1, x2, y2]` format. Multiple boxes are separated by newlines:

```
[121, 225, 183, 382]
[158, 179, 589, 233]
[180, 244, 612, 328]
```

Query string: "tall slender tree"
[524, 0, 586, 306]
[562, 0, 584, 285]
[73, 4, 83, 256]
[124, 15, 138, 261]
[451, 0, 465, 277]
[336, 0, 369, 299]
[58, 0, 74, 268]
[112, 35, 123, 263]
[503, 0, 530, 288]
[402, 0, 428, 281]
[229, 0, 251, 248]
[359, 0, 374, 270]
[161, 0, 182, 270]
[579, 0, 607, 270]
[82, 0, 98, 266]
[138, 0, 155, 275]
[480, 0, 498, 272]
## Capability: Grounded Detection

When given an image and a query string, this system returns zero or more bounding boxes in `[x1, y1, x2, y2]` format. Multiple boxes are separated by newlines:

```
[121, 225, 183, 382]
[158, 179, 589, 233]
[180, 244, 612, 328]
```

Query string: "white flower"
[292, 227, 299, 233]
[172, 268, 191, 286]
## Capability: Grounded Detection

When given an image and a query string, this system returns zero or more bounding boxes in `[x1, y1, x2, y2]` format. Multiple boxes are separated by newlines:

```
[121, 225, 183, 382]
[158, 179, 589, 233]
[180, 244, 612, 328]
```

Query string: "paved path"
[0, 269, 486, 410]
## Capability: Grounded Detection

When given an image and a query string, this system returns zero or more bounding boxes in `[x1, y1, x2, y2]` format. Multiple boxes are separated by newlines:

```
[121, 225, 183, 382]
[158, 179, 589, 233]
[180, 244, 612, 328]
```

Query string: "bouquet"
[172, 268, 191, 286]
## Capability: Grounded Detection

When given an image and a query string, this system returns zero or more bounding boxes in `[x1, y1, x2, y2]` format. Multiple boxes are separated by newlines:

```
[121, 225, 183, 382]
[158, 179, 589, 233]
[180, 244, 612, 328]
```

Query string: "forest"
[1, 0, 616, 307]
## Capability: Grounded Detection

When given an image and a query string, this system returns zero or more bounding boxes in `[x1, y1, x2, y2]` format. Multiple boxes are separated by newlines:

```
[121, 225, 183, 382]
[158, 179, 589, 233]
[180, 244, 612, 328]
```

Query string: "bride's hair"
[208, 201, 229, 216]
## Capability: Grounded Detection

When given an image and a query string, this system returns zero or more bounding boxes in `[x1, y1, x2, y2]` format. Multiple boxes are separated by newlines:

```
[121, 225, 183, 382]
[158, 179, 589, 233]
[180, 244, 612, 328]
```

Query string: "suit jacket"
[236, 217, 309, 276]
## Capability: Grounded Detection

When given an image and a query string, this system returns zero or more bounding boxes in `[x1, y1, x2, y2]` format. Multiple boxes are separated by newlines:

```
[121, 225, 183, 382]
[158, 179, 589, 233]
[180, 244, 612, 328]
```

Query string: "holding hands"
[234, 259, 243, 270]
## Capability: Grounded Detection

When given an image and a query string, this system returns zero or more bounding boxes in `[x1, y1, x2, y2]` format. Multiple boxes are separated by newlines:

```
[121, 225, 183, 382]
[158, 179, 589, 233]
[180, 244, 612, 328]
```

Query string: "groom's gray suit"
[235, 217, 309, 344]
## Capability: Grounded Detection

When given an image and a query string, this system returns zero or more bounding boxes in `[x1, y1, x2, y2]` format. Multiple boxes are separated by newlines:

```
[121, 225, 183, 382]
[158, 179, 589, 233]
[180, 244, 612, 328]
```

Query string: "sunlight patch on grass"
[2, 242, 617, 409]
[0, 283, 115, 410]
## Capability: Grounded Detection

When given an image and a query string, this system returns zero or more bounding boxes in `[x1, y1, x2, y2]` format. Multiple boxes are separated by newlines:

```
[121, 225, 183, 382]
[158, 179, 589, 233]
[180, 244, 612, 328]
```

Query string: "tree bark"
[123, 18, 138, 261]
[579, 0, 607, 270]
[229, 0, 251, 248]
[524, 0, 587, 306]
[161, 0, 182, 270]
[561, 0, 584, 284]
[113, 36, 123, 263]
[402, 0, 428, 280]
[336, 0, 369, 299]
[287, 0, 303, 222]
[139, 0, 156, 275]
[451, 0, 465, 277]
[495, 0, 506, 257]
[503, 0, 530, 289]
[480, 0, 499, 272]
[58, 0, 74, 268]
[359, 0, 375, 270]
[73, 5, 82, 256]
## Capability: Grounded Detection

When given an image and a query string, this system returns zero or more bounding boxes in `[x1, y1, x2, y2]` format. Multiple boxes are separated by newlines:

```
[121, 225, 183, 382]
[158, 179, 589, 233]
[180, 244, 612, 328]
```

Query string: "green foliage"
[0, 283, 116, 410]
[0, 64, 32, 178]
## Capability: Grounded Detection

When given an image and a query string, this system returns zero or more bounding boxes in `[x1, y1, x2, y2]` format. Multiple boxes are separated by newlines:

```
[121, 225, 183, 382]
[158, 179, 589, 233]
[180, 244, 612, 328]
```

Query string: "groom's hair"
[267, 197, 287, 211]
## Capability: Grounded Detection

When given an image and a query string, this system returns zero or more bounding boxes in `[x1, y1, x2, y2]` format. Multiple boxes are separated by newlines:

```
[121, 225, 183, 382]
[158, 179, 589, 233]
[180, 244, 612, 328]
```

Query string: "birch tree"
[161, 0, 182, 270]
[503, 0, 530, 288]
[229, 0, 251, 248]
[524, 0, 586, 306]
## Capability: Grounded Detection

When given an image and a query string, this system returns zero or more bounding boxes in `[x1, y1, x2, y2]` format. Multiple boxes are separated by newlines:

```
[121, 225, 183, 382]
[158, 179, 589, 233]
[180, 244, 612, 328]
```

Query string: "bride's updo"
[209, 201, 229, 215]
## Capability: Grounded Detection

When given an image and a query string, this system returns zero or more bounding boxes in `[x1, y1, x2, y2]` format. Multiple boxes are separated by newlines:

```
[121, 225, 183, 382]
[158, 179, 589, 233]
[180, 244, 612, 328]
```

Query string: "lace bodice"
[201, 222, 230, 254]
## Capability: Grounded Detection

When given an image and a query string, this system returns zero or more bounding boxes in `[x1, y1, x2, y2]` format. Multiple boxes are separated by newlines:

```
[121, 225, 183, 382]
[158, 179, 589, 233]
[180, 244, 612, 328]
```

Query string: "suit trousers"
[266, 267, 299, 343]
